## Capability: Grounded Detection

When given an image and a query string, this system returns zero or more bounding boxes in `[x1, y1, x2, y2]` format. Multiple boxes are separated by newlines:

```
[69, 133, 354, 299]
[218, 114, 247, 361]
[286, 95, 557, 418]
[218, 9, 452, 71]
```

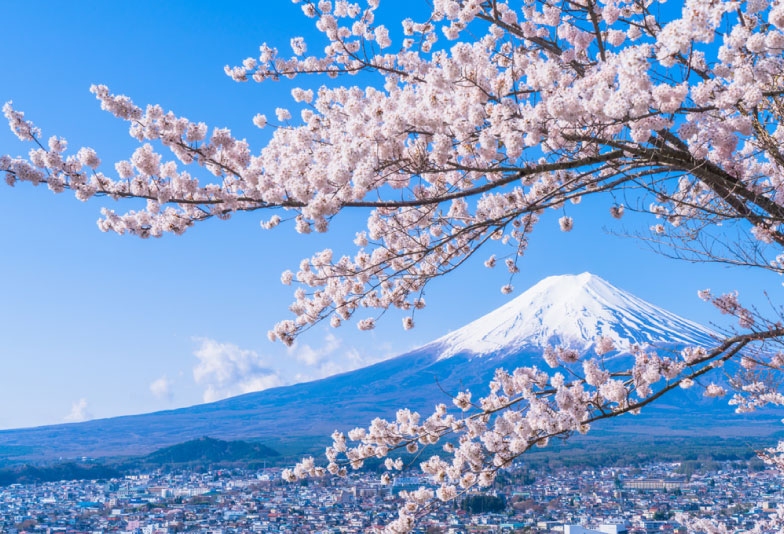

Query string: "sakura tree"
[4, 0, 784, 531]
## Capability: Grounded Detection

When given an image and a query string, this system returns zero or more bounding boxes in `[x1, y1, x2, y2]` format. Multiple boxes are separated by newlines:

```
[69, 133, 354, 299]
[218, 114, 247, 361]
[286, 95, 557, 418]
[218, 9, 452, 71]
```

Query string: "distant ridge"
[0, 438, 279, 485]
[139, 436, 279, 466]
[0, 273, 776, 460]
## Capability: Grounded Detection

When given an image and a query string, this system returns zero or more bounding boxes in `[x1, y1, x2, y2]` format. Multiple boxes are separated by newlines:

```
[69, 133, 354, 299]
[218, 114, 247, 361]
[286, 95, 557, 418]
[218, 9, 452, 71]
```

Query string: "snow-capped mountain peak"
[0, 273, 746, 460]
[432, 272, 715, 359]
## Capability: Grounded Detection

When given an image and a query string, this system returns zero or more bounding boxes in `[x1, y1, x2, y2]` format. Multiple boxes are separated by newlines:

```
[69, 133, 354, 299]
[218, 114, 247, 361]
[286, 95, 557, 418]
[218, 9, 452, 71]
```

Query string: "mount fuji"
[431, 272, 714, 358]
[0, 273, 777, 460]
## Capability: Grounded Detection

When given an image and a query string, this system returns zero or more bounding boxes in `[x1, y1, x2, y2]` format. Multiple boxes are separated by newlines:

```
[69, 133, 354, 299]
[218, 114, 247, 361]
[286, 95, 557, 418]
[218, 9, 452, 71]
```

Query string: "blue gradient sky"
[0, 1, 775, 429]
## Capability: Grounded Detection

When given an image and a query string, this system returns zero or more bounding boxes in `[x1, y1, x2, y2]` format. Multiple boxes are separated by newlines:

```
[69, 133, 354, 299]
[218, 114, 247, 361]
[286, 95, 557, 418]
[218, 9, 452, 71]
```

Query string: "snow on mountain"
[431, 272, 716, 359]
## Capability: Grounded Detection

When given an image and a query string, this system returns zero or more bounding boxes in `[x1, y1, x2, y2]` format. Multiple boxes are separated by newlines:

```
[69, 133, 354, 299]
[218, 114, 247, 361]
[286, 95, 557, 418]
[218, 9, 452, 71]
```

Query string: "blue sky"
[0, 1, 776, 430]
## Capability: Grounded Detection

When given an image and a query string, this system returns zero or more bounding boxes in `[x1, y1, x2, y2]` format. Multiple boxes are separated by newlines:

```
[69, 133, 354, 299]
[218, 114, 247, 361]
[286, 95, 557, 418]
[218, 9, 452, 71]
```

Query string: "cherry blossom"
[4, 1, 784, 531]
[286, 326, 782, 533]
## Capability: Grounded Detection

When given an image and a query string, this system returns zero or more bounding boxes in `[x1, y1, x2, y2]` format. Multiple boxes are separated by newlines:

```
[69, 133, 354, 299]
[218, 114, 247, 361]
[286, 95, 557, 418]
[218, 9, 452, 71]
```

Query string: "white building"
[564, 523, 628, 534]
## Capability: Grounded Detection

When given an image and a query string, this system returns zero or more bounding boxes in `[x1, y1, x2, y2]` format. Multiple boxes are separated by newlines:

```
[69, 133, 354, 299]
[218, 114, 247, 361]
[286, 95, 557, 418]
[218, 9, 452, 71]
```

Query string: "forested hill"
[137, 436, 279, 466]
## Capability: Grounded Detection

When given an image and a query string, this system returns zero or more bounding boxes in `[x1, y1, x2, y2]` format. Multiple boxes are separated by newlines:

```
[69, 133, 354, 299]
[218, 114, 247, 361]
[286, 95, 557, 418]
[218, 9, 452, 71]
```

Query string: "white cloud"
[191, 333, 398, 404]
[288, 332, 342, 366]
[149, 376, 173, 400]
[192, 338, 283, 402]
[346, 347, 377, 365]
[291, 342, 389, 383]
[202, 373, 284, 403]
[64, 398, 92, 423]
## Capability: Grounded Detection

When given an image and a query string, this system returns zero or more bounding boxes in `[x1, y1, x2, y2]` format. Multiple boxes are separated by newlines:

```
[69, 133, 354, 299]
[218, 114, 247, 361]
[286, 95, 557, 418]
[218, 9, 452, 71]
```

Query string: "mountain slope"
[0, 273, 777, 460]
